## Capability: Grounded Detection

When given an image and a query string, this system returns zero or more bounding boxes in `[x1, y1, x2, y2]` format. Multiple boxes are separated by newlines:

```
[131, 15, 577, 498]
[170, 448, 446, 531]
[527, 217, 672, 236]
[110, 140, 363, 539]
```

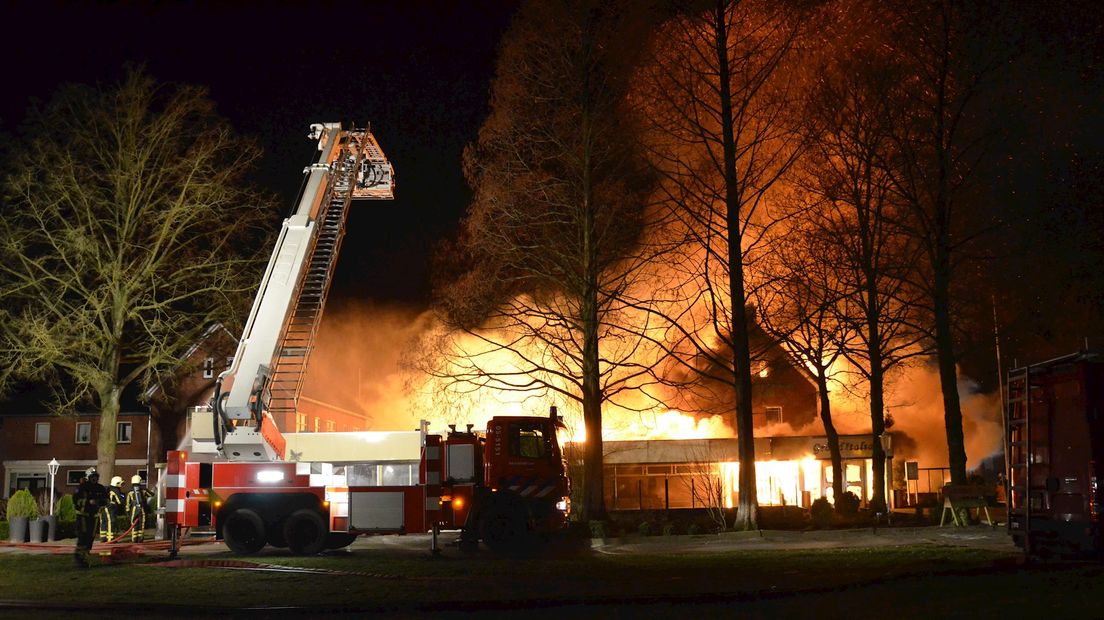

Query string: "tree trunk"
[817, 371, 844, 504]
[97, 386, 120, 482]
[865, 280, 888, 514]
[714, 1, 757, 531]
[868, 364, 887, 514]
[934, 253, 967, 484]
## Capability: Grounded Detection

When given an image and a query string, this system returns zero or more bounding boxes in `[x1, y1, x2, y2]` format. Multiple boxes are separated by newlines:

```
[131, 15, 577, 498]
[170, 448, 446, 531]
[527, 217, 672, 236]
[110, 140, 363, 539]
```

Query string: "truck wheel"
[325, 533, 357, 549]
[223, 508, 266, 555]
[479, 500, 529, 554]
[283, 509, 327, 555]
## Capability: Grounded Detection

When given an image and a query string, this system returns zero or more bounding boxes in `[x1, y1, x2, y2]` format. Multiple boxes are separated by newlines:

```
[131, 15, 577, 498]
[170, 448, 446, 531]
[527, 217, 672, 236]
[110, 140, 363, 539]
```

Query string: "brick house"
[0, 411, 154, 499]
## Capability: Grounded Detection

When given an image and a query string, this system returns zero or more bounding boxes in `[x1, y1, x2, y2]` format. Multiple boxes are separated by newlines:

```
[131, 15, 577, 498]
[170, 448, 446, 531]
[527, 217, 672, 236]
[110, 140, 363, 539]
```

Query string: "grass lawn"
[0, 541, 1098, 617]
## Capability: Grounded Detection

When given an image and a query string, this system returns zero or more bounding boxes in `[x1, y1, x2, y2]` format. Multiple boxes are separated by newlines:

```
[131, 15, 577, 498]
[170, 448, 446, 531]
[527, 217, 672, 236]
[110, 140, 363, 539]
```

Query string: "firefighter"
[125, 474, 151, 542]
[100, 475, 125, 542]
[73, 467, 107, 568]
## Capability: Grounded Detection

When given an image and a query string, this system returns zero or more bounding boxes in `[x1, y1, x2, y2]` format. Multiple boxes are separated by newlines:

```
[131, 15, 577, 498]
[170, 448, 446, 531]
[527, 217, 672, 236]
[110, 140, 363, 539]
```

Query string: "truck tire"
[325, 533, 357, 549]
[479, 499, 529, 554]
[283, 509, 327, 555]
[223, 508, 266, 555]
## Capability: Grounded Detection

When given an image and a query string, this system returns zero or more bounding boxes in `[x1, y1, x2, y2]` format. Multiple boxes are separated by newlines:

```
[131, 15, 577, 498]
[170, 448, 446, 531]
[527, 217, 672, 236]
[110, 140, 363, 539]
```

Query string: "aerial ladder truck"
[164, 123, 570, 556]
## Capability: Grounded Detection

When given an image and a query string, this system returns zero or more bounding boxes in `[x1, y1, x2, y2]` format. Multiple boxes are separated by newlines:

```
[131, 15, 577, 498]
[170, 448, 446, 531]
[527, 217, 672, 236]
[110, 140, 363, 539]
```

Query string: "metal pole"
[48, 458, 59, 516]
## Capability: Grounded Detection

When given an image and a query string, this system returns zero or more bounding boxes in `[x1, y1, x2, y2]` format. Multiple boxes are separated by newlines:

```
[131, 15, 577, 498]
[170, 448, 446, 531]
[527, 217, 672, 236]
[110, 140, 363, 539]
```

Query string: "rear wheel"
[283, 509, 327, 555]
[222, 508, 266, 555]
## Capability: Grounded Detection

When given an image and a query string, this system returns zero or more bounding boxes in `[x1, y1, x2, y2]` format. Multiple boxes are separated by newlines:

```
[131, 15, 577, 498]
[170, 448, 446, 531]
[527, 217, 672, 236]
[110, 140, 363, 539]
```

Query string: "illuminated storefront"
[601, 434, 887, 511]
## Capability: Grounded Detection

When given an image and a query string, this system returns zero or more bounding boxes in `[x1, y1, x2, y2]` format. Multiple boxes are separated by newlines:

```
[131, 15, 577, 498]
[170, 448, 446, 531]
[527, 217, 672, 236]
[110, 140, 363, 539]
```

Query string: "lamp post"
[47, 458, 59, 516]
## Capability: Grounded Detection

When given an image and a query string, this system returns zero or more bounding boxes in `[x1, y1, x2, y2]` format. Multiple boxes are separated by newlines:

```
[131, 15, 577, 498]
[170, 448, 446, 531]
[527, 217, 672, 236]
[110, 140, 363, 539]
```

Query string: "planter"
[8, 516, 28, 543]
[28, 518, 46, 543]
[43, 515, 57, 541]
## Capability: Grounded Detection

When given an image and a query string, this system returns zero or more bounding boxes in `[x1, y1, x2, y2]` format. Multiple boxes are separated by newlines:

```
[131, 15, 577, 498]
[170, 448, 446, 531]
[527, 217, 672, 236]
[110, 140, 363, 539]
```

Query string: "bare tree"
[0, 69, 275, 481]
[427, 0, 659, 522]
[877, 0, 1014, 485]
[633, 0, 807, 530]
[755, 223, 854, 505]
[800, 37, 928, 513]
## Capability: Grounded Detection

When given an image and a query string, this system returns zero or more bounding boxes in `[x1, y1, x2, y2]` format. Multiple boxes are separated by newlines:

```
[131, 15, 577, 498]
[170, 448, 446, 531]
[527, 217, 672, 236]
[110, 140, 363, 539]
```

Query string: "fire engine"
[163, 123, 570, 556]
[1006, 350, 1104, 558]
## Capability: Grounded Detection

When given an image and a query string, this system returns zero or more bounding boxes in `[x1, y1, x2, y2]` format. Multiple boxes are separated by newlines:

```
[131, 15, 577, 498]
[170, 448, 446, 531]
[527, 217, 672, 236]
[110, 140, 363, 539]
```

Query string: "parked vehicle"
[1006, 350, 1104, 558]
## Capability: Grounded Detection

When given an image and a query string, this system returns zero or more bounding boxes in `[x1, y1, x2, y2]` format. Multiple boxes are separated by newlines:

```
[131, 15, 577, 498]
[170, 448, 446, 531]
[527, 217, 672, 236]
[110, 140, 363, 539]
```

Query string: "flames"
[301, 300, 1003, 496]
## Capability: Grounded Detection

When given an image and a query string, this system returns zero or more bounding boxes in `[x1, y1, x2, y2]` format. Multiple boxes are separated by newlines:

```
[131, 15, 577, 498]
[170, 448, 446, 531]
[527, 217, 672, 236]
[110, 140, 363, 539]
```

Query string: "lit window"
[34, 422, 50, 445]
[765, 406, 783, 425]
[117, 421, 133, 443]
[296, 413, 307, 432]
[202, 357, 215, 379]
[325, 420, 335, 432]
[313, 417, 321, 433]
[75, 422, 92, 444]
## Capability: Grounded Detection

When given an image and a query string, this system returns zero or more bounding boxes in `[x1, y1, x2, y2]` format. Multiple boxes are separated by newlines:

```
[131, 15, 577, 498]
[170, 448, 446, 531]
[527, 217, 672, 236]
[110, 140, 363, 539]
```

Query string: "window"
[325, 420, 335, 432]
[313, 417, 321, 433]
[117, 421, 133, 443]
[765, 406, 783, 425]
[508, 422, 549, 459]
[75, 422, 92, 444]
[296, 413, 306, 432]
[202, 357, 215, 379]
[66, 470, 85, 485]
[34, 422, 50, 445]
[136, 469, 148, 483]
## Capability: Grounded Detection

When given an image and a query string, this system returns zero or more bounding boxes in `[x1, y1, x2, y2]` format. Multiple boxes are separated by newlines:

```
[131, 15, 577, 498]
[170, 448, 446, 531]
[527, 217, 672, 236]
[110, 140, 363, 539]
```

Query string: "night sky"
[0, 1, 520, 305]
[1, 1, 1101, 369]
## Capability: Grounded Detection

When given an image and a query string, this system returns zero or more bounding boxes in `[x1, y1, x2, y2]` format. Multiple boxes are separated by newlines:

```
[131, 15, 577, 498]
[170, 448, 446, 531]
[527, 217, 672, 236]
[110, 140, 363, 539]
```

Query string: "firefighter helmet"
[85, 467, 98, 480]
[131, 475, 142, 485]
[110, 475, 123, 487]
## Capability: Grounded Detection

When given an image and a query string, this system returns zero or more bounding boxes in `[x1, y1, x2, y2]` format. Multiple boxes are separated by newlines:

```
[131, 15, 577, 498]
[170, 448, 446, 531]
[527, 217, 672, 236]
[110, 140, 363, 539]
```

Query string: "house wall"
[0, 412, 153, 499]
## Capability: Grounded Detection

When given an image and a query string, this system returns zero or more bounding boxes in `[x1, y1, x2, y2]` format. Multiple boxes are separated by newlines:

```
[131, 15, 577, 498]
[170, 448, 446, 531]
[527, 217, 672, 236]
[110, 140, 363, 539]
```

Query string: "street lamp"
[47, 458, 59, 516]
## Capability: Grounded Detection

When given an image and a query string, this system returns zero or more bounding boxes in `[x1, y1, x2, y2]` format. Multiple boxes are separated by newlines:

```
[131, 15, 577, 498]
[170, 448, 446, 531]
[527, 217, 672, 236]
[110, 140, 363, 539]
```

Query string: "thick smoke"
[301, 301, 433, 431]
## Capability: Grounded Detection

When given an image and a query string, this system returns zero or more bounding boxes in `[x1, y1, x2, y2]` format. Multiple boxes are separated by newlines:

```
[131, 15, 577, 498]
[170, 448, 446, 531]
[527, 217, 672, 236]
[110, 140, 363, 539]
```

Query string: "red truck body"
[165, 413, 570, 555]
[1006, 351, 1104, 558]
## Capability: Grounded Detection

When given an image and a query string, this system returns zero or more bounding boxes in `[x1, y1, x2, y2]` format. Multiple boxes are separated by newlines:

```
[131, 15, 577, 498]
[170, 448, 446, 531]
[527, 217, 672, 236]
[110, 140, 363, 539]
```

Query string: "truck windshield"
[509, 423, 549, 459]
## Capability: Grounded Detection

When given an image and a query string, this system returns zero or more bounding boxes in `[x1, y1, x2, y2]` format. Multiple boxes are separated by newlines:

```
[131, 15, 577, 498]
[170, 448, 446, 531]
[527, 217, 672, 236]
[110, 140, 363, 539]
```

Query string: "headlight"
[555, 498, 570, 512]
[256, 470, 285, 483]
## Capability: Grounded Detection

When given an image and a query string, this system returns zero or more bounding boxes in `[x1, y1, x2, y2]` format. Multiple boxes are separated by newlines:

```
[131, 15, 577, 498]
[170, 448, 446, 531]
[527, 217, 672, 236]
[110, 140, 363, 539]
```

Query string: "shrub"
[637, 520, 653, 536]
[55, 495, 77, 521]
[588, 520, 610, 539]
[56, 520, 77, 540]
[6, 489, 39, 520]
[810, 497, 834, 529]
[662, 522, 677, 536]
[0, 521, 7, 540]
[836, 491, 861, 516]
